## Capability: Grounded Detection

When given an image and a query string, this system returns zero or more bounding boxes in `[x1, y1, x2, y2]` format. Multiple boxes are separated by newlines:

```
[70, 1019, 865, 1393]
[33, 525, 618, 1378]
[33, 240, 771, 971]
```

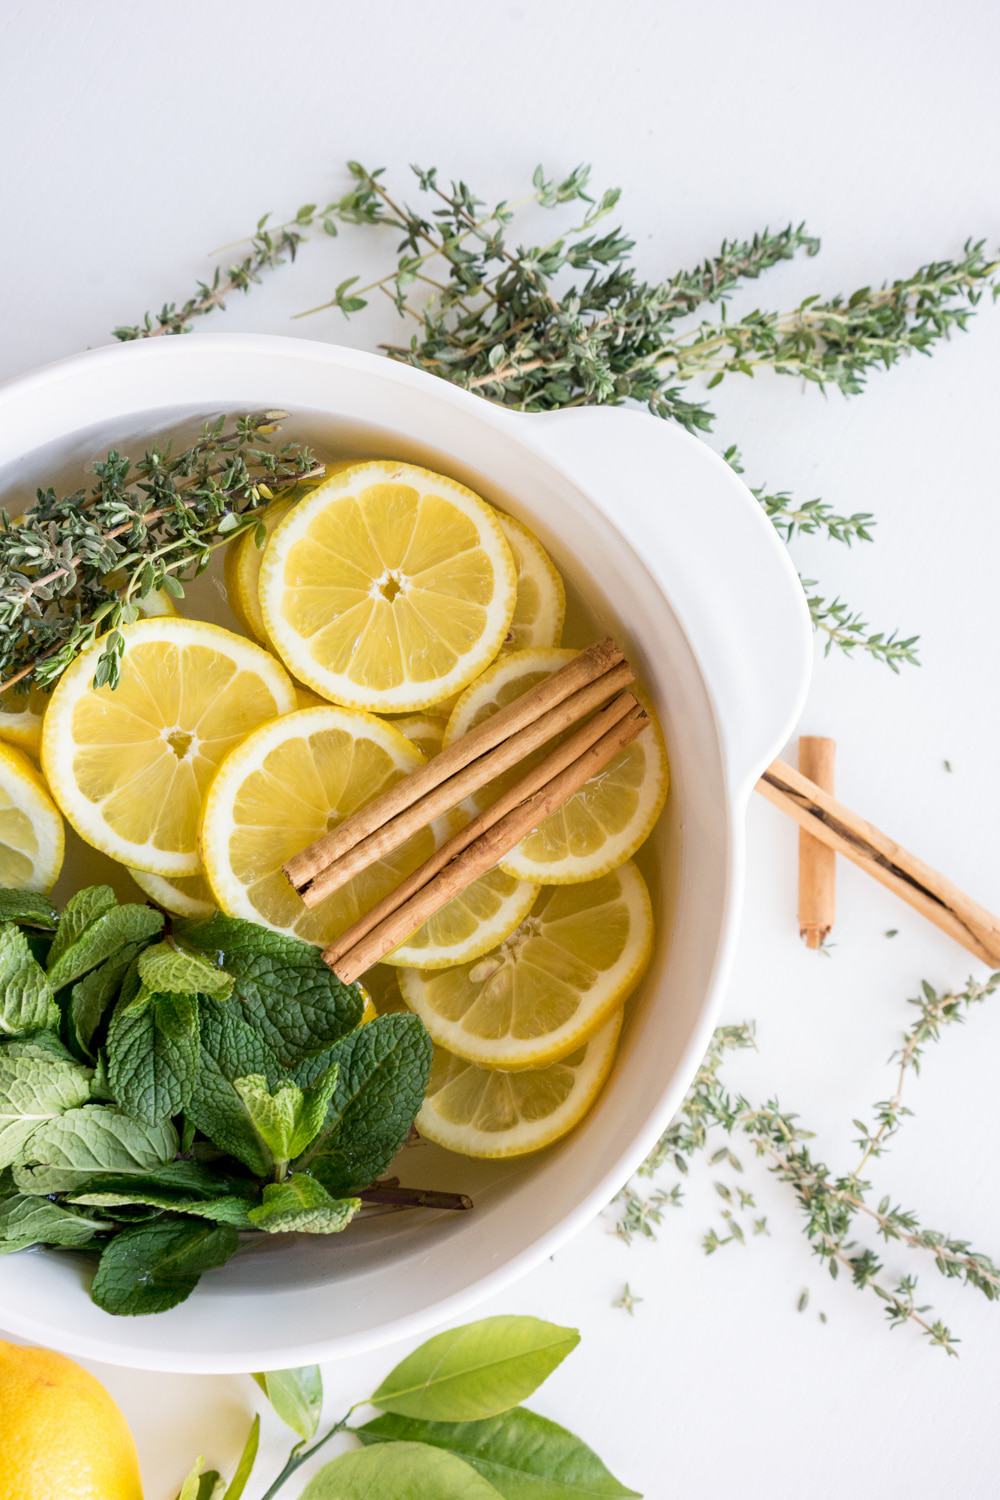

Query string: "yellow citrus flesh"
[497, 512, 566, 650]
[445, 648, 669, 883]
[416, 1011, 622, 1159]
[0, 1340, 143, 1500]
[0, 684, 49, 757]
[224, 495, 296, 642]
[200, 705, 446, 946]
[128, 867, 216, 918]
[258, 461, 517, 712]
[0, 743, 64, 891]
[385, 868, 540, 971]
[41, 618, 295, 877]
[389, 713, 445, 760]
[399, 863, 651, 1066]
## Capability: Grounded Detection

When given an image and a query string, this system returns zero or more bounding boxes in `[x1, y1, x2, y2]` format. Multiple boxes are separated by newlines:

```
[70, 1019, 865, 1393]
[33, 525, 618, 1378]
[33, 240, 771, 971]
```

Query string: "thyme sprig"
[618, 973, 1000, 1353]
[0, 414, 321, 695]
[117, 162, 1000, 670]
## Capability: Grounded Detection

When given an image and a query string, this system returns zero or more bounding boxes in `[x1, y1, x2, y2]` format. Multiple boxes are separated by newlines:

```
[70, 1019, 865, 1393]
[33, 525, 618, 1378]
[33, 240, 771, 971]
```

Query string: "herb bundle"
[0, 886, 441, 1316]
[0, 414, 321, 698]
[175, 1314, 637, 1499]
[117, 160, 1000, 671]
[616, 973, 1000, 1354]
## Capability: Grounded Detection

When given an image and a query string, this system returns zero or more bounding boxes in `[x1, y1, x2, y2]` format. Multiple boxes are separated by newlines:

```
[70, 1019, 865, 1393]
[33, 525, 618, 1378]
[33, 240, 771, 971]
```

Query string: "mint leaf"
[90, 1216, 240, 1315]
[296, 1015, 431, 1194]
[300, 1444, 503, 1499]
[69, 942, 146, 1060]
[371, 1317, 580, 1422]
[233, 1064, 339, 1165]
[2, 1030, 76, 1063]
[13, 1105, 178, 1193]
[186, 998, 280, 1175]
[106, 987, 200, 1123]
[247, 1174, 359, 1235]
[47, 902, 163, 991]
[0, 1052, 92, 1168]
[252, 1366, 323, 1442]
[0, 924, 57, 1035]
[180, 914, 362, 1065]
[358, 1408, 642, 1498]
[46, 885, 117, 966]
[0, 889, 58, 930]
[138, 941, 233, 1000]
[0, 1194, 107, 1254]
[69, 1160, 258, 1228]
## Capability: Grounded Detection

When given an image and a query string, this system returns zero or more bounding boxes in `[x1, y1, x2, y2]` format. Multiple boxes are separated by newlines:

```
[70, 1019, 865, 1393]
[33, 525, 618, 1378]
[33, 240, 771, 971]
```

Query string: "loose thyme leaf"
[13, 1105, 177, 1194]
[90, 1216, 240, 1316]
[106, 988, 201, 1123]
[294, 1014, 431, 1194]
[0, 923, 57, 1036]
[247, 1174, 359, 1235]
[46, 903, 164, 991]
[179, 913, 362, 1064]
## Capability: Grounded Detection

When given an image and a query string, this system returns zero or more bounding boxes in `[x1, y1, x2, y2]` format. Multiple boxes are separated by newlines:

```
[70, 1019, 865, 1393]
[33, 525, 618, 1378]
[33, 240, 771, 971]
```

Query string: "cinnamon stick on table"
[285, 637, 630, 900]
[326, 701, 649, 984]
[758, 759, 1000, 968]
[797, 736, 836, 949]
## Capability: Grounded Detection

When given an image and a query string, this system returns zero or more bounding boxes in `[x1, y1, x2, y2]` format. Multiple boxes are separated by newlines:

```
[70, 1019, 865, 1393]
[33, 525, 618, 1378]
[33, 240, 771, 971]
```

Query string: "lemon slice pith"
[258, 461, 517, 712]
[200, 705, 447, 946]
[0, 743, 64, 891]
[41, 618, 295, 877]
[497, 512, 566, 651]
[398, 862, 651, 1066]
[416, 1011, 622, 1159]
[445, 649, 669, 883]
[128, 868, 215, 918]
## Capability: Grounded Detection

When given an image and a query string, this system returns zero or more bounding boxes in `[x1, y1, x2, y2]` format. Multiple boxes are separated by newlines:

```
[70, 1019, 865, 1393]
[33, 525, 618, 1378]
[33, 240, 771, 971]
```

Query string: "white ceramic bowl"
[0, 335, 810, 1371]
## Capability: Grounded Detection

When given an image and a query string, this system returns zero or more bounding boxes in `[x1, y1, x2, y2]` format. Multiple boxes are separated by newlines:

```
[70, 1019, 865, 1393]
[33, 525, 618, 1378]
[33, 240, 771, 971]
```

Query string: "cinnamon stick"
[797, 736, 836, 949]
[323, 691, 639, 960]
[299, 660, 635, 909]
[284, 637, 629, 895]
[758, 759, 1000, 968]
[327, 704, 649, 983]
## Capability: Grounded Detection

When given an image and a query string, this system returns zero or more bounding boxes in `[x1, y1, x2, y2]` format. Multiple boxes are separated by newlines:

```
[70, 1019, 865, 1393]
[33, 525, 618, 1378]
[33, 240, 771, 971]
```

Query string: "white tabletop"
[4, 1, 1000, 1495]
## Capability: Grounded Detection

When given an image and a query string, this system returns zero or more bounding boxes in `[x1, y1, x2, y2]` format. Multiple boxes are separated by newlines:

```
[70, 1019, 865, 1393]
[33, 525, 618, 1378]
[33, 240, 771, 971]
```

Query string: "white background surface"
[3, 2, 1000, 1495]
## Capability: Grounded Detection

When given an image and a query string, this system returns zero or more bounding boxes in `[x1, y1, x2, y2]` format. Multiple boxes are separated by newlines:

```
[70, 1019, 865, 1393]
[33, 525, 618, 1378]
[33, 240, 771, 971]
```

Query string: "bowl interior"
[0, 345, 733, 1369]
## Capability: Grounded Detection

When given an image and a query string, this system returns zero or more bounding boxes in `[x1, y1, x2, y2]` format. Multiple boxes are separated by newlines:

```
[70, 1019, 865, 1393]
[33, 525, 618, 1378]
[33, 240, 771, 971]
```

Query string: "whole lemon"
[0, 1341, 143, 1500]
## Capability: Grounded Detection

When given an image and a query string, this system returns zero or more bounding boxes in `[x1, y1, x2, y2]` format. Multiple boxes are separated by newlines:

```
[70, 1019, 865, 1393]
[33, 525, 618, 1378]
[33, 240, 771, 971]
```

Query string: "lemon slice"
[259, 461, 517, 712]
[200, 705, 446, 946]
[0, 684, 49, 757]
[128, 868, 215, 918]
[399, 862, 650, 1065]
[0, 591, 178, 758]
[390, 713, 445, 760]
[416, 1011, 622, 1159]
[385, 870, 540, 972]
[497, 513, 566, 650]
[445, 648, 668, 883]
[41, 618, 295, 877]
[0, 743, 64, 890]
[224, 495, 296, 642]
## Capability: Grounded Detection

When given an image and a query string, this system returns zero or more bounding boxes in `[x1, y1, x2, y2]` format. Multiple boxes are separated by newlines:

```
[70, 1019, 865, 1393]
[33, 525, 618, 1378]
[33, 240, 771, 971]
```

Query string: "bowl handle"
[518, 405, 813, 797]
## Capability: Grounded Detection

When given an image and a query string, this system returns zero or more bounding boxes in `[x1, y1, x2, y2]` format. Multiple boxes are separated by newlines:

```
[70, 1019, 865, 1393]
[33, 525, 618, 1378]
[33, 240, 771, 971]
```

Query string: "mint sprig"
[0, 885, 437, 1314]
